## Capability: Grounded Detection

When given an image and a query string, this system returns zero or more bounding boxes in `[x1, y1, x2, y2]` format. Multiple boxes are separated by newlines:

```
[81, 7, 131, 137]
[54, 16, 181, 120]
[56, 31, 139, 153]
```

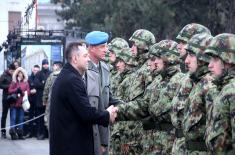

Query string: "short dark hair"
[65, 41, 87, 62]
[34, 65, 40, 68]
[8, 64, 16, 70]
[53, 61, 63, 68]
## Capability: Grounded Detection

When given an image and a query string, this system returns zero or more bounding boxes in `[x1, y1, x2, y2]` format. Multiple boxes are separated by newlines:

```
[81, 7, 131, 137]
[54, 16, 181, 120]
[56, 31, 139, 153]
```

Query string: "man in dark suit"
[49, 42, 117, 155]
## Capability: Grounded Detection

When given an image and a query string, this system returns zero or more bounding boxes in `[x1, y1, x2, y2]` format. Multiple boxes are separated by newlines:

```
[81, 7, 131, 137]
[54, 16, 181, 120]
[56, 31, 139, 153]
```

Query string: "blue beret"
[85, 31, 109, 46]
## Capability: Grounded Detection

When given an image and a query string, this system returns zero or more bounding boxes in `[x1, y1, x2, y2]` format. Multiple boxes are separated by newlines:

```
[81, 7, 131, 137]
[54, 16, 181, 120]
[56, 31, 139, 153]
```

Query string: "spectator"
[34, 59, 51, 140]
[26, 65, 40, 138]
[13, 60, 20, 69]
[8, 67, 30, 140]
[0, 64, 16, 138]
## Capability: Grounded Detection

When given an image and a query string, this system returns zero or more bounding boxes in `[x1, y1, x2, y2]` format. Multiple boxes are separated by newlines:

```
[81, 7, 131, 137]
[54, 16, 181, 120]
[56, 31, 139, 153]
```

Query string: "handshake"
[106, 105, 118, 123]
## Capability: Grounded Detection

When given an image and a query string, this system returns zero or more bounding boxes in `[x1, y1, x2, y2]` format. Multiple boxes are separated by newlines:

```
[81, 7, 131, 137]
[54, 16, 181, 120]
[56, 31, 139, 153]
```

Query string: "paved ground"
[0, 90, 49, 155]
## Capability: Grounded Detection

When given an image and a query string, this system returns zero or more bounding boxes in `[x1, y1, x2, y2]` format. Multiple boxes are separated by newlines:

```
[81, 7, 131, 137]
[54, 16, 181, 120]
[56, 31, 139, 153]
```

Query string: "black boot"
[1, 130, 6, 139]
[9, 128, 18, 140]
[17, 129, 25, 140]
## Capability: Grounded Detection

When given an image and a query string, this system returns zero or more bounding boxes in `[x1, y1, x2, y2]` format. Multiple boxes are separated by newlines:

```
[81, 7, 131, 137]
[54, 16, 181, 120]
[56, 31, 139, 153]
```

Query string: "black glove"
[16, 87, 23, 95]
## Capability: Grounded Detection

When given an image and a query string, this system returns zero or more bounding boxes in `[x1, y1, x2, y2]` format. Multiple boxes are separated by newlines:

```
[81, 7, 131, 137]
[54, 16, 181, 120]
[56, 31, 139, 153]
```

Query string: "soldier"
[170, 24, 212, 154]
[115, 29, 156, 154]
[179, 33, 213, 154]
[43, 61, 63, 130]
[110, 48, 135, 155]
[108, 38, 130, 94]
[176, 23, 211, 73]
[116, 40, 181, 154]
[205, 33, 235, 154]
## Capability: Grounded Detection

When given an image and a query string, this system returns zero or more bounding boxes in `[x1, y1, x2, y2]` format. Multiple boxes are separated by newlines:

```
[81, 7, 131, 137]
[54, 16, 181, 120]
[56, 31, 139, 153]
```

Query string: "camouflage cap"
[149, 40, 180, 65]
[116, 48, 132, 64]
[129, 29, 156, 50]
[108, 37, 129, 55]
[205, 33, 235, 64]
[185, 33, 213, 62]
[176, 23, 211, 43]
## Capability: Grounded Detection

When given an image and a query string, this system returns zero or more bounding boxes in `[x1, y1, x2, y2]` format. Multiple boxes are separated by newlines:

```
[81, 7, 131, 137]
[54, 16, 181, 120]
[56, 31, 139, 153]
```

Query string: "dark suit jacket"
[34, 68, 51, 107]
[49, 63, 110, 155]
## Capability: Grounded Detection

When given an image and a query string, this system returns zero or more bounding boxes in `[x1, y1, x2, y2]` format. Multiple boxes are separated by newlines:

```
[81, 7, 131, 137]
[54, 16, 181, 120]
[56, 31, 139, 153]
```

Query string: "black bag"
[6, 94, 18, 104]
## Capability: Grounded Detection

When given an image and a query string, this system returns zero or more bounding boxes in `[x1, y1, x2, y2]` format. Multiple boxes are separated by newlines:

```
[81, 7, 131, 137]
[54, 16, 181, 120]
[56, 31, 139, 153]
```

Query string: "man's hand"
[100, 146, 107, 153]
[106, 105, 118, 123]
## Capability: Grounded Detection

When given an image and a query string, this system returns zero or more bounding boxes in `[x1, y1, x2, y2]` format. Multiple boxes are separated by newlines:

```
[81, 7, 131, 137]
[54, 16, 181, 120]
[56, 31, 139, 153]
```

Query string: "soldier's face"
[109, 51, 116, 63]
[155, 57, 164, 72]
[130, 43, 138, 57]
[208, 57, 224, 77]
[185, 53, 198, 74]
[116, 60, 126, 73]
[148, 58, 157, 71]
[177, 42, 187, 57]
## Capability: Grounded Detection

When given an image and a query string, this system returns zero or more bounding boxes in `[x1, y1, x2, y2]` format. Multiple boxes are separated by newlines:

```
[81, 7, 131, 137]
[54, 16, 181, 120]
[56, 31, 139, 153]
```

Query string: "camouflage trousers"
[140, 129, 174, 155]
[110, 121, 143, 155]
[172, 137, 209, 155]
[206, 135, 235, 155]
[172, 137, 186, 155]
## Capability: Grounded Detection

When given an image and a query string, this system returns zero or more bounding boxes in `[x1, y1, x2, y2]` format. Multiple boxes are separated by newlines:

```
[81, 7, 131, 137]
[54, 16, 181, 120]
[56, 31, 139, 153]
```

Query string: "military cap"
[85, 31, 109, 46]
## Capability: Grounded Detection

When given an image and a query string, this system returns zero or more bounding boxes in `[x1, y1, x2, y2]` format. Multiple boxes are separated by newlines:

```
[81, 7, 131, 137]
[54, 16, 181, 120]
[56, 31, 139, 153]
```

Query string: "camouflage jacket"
[149, 65, 184, 123]
[183, 69, 213, 142]
[116, 62, 150, 102]
[42, 70, 61, 104]
[171, 73, 192, 129]
[205, 68, 235, 153]
[117, 72, 162, 121]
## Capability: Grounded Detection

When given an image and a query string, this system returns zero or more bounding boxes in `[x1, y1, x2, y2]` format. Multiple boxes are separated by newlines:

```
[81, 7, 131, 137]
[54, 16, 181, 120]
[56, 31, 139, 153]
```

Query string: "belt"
[175, 129, 184, 138]
[186, 140, 207, 151]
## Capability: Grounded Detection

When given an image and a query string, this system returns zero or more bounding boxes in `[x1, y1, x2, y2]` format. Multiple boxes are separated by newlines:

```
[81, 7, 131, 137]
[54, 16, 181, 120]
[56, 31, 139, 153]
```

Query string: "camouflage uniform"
[180, 33, 213, 155]
[117, 40, 181, 154]
[171, 33, 212, 154]
[146, 40, 184, 154]
[114, 29, 156, 155]
[108, 38, 130, 93]
[110, 49, 136, 155]
[42, 70, 61, 129]
[204, 33, 235, 154]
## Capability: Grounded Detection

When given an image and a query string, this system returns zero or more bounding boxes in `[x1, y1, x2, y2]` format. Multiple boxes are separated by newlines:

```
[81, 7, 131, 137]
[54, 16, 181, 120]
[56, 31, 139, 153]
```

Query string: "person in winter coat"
[0, 64, 15, 138]
[8, 67, 30, 140]
[34, 59, 51, 140]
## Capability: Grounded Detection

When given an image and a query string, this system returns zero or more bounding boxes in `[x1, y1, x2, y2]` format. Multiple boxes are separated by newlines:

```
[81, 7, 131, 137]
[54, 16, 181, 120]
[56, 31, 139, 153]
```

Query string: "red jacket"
[8, 67, 30, 107]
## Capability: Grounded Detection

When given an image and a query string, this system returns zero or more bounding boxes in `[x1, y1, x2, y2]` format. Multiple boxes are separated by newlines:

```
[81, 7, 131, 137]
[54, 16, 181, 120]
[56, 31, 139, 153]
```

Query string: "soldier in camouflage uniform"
[170, 24, 212, 154]
[42, 61, 63, 129]
[117, 40, 181, 154]
[176, 23, 211, 73]
[177, 33, 213, 155]
[204, 33, 235, 154]
[108, 38, 130, 94]
[115, 29, 156, 154]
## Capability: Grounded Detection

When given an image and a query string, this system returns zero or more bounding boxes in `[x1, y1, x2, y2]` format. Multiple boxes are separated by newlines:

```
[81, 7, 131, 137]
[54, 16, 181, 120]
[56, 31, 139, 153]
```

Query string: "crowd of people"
[1, 22, 235, 155]
[0, 59, 63, 140]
